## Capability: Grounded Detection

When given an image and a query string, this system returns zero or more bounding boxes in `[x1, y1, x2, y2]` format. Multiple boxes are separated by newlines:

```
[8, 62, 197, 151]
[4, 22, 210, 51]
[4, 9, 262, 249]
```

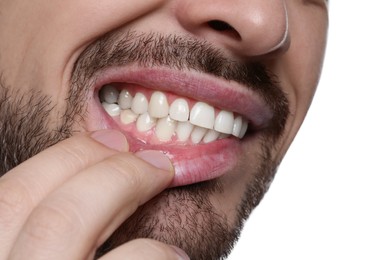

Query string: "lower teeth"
[99, 85, 248, 143]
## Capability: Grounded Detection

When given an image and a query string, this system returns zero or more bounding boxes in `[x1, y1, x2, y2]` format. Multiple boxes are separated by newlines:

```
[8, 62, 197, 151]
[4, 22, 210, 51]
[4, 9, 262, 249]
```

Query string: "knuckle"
[24, 203, 76, 243]
[0, 179, 33, 229]
[53, 135, 112, 172]
[103, 154, 144, 191]
[55, 141, 94, 171]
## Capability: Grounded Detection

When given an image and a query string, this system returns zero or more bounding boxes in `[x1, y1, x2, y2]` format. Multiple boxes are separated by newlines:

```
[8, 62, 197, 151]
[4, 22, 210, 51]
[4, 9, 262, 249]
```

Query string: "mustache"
[71, 30, 289, 136]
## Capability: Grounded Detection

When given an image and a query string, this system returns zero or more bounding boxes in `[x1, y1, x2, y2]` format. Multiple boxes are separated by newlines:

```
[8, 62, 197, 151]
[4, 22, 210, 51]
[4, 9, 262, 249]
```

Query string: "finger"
[0, 130, 128, 258]
[99, 239, 190, 260]
[9, 151, 174, 260]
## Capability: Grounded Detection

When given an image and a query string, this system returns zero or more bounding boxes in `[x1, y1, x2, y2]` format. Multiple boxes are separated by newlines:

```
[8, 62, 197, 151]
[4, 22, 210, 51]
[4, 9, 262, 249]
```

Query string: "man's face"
[0, 0, 328, 259]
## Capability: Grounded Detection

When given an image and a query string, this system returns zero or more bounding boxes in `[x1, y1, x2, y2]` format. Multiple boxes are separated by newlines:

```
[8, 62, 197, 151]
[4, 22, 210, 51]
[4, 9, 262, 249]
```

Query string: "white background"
[228, 1, 390, 259]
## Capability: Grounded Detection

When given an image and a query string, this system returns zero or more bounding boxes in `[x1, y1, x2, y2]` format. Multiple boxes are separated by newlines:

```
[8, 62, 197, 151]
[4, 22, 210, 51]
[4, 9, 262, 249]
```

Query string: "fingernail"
[170, 246, 190, 260]
[91, 130, 128, 152]
[135, 150, 173, 172]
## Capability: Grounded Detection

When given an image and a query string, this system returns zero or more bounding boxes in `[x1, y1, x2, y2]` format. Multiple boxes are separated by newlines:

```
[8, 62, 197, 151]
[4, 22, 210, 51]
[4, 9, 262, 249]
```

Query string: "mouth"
[88, 67, 273, 187]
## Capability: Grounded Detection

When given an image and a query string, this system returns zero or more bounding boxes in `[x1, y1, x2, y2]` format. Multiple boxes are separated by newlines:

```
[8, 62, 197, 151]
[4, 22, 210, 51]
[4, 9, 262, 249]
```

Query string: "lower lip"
[128, 135, 240, 187]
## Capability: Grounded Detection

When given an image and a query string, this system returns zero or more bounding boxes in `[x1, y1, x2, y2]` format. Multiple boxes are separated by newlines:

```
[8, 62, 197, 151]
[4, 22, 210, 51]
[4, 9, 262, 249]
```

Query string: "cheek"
[0, 0, 164, 100]
[284, 3, 328, 111]
[268, 3, 328, 160]
[209, 139, 272, 226]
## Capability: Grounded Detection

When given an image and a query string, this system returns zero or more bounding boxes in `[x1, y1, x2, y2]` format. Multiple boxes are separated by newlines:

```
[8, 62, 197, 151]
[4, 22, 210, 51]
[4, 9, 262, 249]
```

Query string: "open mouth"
[89, 68, 273, 187]
[100, 84, 249, 144]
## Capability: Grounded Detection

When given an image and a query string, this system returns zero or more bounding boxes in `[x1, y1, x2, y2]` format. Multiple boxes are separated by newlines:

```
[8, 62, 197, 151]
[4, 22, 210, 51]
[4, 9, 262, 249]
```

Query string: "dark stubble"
[0, 30, 289, 260]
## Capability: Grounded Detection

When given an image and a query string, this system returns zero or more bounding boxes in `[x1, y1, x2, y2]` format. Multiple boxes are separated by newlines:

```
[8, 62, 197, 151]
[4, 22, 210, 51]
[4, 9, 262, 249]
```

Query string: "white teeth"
[191, 126, 207, 144]
[100, 87, 250, 142]
[136, 113, 156, 132]
[190, 102, 215, 129]
[155, 116, 177, 142]
[169, 98, 189, 122]
[176, 121, 194, 142]
[149, 91, 169, 118]
[118, 90, 133, 110]
[232, 116, 243, 137]
[102, 102, 121, 117]
[100, 85, 119, 104]
[131, 93, 148, 115]
[120, 109, 138, 125]
[214, 110, 234, 134]
[203, 130, 220, 143]
[239, 120, 248, 139]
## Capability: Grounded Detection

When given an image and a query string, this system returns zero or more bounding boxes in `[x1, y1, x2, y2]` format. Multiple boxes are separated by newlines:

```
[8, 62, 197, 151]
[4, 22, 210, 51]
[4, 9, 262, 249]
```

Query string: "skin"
[0, 0, 328, 259]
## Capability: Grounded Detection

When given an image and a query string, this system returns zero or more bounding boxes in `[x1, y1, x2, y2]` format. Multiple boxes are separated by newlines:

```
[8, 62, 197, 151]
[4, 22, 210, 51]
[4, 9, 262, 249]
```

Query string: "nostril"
[207, 20, 241, 40]
[208, 20, 232, 31]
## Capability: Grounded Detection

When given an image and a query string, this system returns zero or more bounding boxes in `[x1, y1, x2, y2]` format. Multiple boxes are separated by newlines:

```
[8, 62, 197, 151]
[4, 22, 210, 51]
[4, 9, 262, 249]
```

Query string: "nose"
[175, 0, 289, 57]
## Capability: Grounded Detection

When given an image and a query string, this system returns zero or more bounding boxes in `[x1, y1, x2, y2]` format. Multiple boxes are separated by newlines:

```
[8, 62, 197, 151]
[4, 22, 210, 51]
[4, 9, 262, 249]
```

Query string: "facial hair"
[0, 31, 289, 260]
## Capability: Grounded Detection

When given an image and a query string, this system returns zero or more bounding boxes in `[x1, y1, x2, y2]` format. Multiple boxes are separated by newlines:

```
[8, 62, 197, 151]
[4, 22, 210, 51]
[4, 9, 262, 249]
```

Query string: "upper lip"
[92, 66, 273, 130]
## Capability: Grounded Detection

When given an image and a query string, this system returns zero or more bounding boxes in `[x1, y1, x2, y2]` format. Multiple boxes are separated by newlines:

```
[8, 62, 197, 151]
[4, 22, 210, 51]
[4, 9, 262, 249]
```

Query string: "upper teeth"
[100, 84, 249, 143]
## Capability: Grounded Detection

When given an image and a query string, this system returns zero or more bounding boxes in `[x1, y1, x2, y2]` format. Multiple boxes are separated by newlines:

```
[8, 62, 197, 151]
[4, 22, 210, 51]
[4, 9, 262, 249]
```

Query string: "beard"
[95, 143, 279, 260]
[0, 30, 289, 260]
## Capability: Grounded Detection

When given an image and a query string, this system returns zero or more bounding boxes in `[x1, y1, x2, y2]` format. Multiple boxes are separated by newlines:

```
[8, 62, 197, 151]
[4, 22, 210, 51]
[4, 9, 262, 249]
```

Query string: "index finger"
[9, 150, 174, 260]
[0, 130, 128, 258]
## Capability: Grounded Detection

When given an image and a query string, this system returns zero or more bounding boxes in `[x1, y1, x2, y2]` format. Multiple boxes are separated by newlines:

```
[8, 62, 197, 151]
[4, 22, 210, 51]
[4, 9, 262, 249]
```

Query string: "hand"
[0, 130, 189, 259]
